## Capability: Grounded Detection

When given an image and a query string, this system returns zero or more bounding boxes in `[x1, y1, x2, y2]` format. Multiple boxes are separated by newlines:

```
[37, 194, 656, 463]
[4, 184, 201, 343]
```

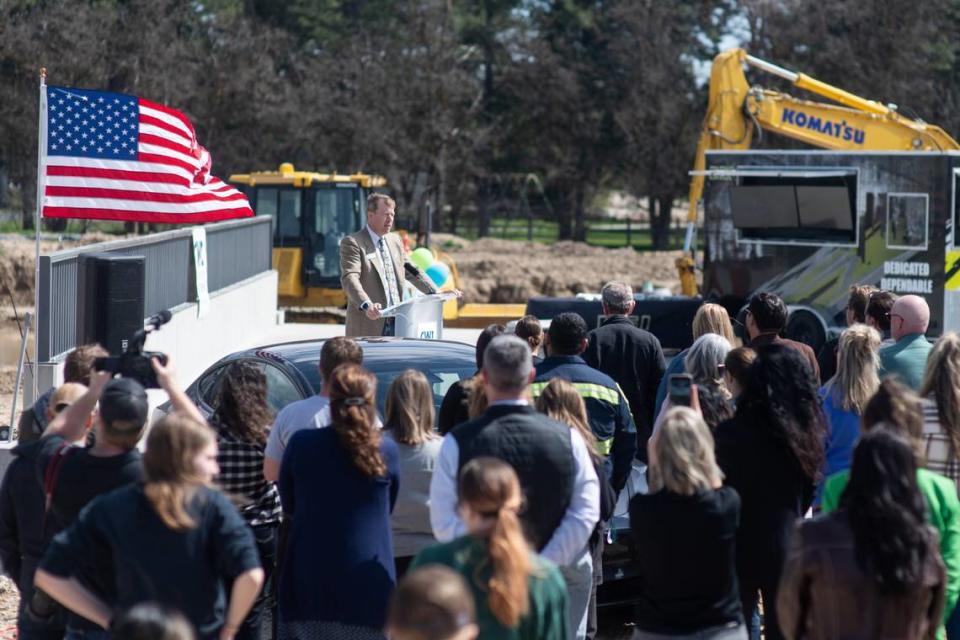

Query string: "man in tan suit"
[340, 193, 439, 336]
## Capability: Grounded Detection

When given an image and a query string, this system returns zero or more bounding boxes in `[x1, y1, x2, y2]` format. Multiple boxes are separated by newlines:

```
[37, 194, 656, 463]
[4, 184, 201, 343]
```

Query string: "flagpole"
[32, 69, 47, 406]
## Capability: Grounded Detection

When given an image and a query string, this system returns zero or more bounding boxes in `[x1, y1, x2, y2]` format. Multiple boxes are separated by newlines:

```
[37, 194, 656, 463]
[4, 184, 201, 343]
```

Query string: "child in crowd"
[386, 565, 478, 640]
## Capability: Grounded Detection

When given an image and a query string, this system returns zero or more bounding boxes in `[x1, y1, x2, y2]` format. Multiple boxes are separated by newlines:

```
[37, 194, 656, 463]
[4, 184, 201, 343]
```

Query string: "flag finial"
[40, 67, 46, 80]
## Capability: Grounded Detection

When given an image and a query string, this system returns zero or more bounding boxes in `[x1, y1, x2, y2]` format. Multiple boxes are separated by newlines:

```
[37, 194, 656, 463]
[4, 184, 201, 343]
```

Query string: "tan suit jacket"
[340, 228, 438, 336]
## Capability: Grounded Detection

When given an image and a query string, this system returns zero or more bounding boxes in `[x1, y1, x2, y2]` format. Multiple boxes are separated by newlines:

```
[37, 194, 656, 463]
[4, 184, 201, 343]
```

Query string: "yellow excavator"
[678, 48, 960, 296]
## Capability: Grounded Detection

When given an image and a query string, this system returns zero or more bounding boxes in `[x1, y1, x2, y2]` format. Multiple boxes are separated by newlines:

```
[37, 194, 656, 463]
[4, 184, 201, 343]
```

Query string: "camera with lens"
[94, 310, 171, 388]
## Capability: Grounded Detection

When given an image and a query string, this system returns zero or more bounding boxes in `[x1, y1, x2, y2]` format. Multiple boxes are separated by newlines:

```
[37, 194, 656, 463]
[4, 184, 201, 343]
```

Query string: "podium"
[381, 292, 457, 339]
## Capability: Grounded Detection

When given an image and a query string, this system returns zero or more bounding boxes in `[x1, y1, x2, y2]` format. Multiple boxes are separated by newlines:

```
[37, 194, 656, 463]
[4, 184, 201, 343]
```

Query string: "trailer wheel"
[786, 310, 826, 354]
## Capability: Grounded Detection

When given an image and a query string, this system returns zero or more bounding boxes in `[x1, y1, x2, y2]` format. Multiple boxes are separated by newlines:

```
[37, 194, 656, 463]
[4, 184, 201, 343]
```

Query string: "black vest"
[452, 404, 575, 551]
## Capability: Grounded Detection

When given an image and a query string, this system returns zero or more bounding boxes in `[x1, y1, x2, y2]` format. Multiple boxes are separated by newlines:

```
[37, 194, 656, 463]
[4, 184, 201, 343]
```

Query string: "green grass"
[452, 217, 699, 251]
[0, 216, 165, 237]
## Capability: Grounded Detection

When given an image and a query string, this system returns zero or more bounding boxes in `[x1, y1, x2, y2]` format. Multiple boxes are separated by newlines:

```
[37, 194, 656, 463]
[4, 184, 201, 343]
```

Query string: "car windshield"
[291, 343, 476, 423]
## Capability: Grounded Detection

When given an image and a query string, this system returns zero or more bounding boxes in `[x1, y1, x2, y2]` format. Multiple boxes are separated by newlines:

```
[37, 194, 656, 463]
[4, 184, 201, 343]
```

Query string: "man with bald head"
[879, 294, 933, 389]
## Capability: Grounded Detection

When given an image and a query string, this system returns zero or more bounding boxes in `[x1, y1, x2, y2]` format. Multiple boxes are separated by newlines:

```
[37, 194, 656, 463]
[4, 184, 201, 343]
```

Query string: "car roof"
[232, 336, 474, 365]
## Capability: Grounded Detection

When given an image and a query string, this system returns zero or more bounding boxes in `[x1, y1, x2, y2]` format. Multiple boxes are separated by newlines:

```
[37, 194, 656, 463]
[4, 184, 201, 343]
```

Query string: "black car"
[161, 336, 638, 605]
[159, 337, 477, 420]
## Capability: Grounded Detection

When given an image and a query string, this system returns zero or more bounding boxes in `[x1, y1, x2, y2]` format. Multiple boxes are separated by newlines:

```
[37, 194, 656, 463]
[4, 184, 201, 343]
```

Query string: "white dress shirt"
[427, 407, 600, 567]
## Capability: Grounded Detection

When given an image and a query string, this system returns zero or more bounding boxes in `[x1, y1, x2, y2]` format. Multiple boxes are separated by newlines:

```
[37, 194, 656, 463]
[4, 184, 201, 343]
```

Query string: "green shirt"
[879, 333, 932, 390]
[410, 536, 569, 640]
[823, 468, 960, 631]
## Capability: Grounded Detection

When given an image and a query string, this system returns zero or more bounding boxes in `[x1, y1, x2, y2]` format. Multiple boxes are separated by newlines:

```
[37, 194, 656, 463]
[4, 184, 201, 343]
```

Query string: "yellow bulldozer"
[229, 163, 525, 326]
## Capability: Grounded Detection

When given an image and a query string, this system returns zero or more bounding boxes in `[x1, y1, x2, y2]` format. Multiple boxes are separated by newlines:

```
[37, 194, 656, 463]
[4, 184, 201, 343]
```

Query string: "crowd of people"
[1, 280, 959, 640]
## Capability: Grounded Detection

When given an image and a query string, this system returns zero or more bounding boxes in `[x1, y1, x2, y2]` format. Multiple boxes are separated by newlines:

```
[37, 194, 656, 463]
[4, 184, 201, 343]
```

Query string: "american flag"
[42, 86, 252, 223]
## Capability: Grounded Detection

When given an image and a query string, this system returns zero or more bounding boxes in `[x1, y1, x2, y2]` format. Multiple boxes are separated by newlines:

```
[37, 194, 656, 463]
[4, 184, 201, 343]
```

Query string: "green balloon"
[410, 247, 435, 270]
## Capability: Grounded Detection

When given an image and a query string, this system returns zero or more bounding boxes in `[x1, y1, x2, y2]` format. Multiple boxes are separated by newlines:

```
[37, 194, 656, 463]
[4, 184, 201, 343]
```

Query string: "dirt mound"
[0, 234, 125, 306]
[447, 238, 682, 303]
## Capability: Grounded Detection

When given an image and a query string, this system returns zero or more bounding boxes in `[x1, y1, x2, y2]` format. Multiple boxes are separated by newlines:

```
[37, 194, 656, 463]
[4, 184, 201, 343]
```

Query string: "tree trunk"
[650, 194, 672, 249]
[556, 190, 573, 240]
[20, 183, 35, 231]
[659, 195, 674, 247]
[435, 144, 447, 235]
[478, 191, 491, 238]
[45, 218, 67, 232]
[573, 187, 587, 242]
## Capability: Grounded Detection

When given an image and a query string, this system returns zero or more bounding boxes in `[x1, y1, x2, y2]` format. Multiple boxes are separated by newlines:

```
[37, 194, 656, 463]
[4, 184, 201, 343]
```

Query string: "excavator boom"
[680, 49, 960, 296]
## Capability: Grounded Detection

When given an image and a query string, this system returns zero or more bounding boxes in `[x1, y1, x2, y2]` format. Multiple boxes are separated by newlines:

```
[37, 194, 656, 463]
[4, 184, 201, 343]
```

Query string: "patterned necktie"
[378, 237, 400, 307]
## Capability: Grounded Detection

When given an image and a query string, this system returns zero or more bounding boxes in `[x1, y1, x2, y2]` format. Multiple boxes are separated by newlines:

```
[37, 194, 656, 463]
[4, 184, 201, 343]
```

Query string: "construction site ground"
[0, 232, 685, 630]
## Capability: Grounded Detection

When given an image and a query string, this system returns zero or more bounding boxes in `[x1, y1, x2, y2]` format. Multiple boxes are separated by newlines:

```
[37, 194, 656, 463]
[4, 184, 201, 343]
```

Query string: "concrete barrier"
[143, 269, 279, 411]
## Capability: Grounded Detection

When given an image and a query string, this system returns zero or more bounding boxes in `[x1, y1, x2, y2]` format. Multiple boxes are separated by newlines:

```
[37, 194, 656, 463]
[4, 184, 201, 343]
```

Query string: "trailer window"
[886, 193, 928, 250]
[730, 173, 857, 244]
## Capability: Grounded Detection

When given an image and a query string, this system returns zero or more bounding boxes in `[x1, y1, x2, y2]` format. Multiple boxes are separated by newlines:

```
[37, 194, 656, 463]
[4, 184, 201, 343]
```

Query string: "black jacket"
[438, 376, 473, 435]
[452, 404, 575, 551]
[0, 440, 67, 634]
[714, 413, 815, 583]
[0, 440, 49, 586]
[583, 316, 666, 463]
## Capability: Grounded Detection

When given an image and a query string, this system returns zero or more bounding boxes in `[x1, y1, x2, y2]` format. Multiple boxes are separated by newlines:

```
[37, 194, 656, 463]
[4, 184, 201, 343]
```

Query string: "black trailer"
[701, 150, 960, 352]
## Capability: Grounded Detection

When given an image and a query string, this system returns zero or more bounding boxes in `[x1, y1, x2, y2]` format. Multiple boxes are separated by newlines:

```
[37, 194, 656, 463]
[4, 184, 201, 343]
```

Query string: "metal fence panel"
[206, 217, 272, 293]
[37, 216, 272, 361]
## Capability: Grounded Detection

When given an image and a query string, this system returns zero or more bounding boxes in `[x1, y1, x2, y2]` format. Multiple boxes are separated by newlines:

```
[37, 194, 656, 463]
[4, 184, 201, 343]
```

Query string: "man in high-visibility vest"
[531, 312, 637, 495]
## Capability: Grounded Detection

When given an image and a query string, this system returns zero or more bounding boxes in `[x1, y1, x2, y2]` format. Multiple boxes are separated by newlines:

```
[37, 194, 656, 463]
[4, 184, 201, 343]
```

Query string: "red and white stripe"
[43, 98, 252, 224]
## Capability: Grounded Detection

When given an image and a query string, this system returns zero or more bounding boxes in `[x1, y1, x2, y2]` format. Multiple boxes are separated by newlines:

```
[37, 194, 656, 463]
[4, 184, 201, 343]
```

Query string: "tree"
[740, 0, 960, 142]
[608, 0, 734, 248]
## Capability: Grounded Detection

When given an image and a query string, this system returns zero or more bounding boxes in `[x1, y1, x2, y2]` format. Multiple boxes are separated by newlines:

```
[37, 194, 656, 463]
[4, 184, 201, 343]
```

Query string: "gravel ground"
[0, 576, 17, 636]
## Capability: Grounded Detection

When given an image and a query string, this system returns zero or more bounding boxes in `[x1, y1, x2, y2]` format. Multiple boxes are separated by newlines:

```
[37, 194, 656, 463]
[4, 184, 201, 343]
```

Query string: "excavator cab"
[229, 163, 386, 306]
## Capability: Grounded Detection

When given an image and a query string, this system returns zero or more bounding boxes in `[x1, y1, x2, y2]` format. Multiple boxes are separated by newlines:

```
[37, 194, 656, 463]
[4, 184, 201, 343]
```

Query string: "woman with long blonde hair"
[630, 407, 745, 638]
[35, 414, 264, 640]
[411, 458, 568, 640]
[819, 324, 881, 500]
[535, 379, 614, 640]
[277, 364, 400, 640]
[655, 303, 737, 417]
[384, 370, 443, 574]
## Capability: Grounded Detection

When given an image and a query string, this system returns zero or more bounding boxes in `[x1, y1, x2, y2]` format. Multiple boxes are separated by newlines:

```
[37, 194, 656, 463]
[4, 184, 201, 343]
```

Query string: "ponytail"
[332, 401, 385, 478]
[329, 364, 386, 478]
[458, 457, 531, 628]
[486, 502, 531, 627]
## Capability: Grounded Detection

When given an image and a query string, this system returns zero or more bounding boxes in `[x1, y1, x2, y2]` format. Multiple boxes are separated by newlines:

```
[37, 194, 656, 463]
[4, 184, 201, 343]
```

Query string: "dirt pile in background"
[441, 236, 683, 303]
[0, 233, 121, 306]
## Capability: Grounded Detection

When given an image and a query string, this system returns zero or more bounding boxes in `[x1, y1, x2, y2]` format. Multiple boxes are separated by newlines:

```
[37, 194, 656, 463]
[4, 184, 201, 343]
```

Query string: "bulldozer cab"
[229, 163, 386, 304]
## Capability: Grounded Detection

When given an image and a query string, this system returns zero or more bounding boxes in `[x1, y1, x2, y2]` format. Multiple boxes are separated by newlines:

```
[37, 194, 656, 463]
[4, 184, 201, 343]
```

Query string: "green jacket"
[823, 468, 960, 630]
[411, 536, 569, 640]
[879, 333, 933, 390]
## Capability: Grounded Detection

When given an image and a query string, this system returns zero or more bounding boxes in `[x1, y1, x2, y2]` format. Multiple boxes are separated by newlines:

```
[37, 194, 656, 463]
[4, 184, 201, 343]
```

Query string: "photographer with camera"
[34, 352, 204, 640]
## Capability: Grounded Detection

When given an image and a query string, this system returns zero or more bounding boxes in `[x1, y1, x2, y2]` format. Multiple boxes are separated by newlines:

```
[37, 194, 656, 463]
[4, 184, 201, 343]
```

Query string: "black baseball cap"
[99, 378, 149, 429]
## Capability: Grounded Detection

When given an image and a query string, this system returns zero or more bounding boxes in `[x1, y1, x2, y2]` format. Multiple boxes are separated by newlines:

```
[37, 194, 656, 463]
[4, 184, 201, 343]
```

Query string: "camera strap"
[42, 442, 75, 534]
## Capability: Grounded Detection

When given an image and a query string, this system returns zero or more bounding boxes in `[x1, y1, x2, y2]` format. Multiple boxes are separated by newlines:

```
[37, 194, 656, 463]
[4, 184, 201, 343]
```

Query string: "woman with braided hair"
[411, 457, 568, 640]
[277, 364, 400, 640]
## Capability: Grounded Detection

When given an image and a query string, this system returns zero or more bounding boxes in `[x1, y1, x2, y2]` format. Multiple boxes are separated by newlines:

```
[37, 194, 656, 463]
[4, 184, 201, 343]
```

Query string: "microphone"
[146, 309, 172, 330]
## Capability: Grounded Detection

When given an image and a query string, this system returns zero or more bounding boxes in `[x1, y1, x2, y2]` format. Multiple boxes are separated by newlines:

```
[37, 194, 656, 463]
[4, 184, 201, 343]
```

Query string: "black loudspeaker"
[77, 253, 146, 354]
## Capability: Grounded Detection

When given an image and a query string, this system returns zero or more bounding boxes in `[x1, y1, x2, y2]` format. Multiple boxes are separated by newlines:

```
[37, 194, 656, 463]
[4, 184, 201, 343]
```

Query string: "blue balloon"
[425, 262, 451, 287]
